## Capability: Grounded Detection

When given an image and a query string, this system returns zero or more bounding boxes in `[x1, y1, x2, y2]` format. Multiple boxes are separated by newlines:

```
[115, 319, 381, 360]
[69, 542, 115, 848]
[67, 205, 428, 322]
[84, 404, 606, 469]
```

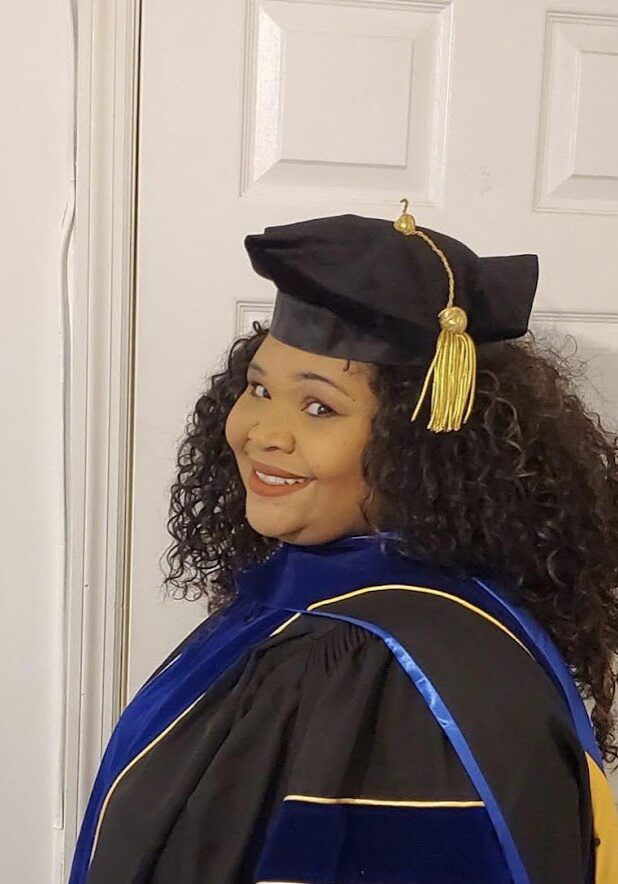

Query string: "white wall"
[0, 2, 74, 881]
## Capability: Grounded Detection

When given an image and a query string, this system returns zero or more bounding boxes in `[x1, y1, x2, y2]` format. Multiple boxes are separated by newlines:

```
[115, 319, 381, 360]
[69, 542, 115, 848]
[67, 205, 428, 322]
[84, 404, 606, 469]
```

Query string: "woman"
[69, 205, 618, 883]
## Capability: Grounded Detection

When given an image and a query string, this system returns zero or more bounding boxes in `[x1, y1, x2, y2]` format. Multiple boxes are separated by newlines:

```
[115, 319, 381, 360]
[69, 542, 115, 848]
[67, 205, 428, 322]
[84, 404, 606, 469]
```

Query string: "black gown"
[69, 532, 618, 884]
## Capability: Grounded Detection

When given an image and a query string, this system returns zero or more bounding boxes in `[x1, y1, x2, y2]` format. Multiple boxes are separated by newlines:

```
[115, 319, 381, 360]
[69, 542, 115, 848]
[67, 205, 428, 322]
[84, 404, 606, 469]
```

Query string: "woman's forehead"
[253, 333, 373, 381]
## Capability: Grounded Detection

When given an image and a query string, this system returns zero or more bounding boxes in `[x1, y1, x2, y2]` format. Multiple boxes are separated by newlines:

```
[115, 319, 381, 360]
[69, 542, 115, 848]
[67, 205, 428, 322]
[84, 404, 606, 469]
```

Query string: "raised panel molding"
[240, 0, 453, 207]
[236, 300, 275, 336]
[235, 300, 618, 339]
[535, 12, 618, 215]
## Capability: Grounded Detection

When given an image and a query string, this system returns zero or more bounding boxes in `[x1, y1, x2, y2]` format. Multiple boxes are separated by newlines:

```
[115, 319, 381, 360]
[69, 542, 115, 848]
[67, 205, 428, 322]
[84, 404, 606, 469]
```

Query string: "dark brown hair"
[162, 323, 618, 764]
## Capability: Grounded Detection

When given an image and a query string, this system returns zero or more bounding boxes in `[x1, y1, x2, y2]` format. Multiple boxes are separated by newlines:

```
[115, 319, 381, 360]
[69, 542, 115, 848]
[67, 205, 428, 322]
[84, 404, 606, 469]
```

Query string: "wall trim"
[61, 0, 141, 877]
[532, 311, 618, 324]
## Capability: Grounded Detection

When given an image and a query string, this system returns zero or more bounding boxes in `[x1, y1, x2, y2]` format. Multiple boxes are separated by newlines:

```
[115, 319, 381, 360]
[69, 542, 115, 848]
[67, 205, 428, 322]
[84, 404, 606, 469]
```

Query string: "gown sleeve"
[112, 612, 589, 884]
[249, 618, 511, 884]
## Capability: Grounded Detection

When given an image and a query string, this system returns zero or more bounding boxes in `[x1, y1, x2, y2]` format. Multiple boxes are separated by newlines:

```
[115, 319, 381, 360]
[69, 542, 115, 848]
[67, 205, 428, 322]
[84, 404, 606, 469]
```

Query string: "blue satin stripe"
[68, 607, 293, 884]
[281, 605, 531, 884]
[365, 559, 604, 770]
[256, 800, 511, 883]
[471, 576, 604, 770]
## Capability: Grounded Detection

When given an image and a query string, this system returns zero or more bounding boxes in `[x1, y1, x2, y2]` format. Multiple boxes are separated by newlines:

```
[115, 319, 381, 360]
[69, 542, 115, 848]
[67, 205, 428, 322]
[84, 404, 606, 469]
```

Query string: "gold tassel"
[410, 306, 477, 431]
[393, 198, 477, 432]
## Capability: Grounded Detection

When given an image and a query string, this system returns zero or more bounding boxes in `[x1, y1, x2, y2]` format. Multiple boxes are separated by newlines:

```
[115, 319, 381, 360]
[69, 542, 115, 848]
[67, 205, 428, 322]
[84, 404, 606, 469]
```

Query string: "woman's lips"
[248, 468, 313, 497]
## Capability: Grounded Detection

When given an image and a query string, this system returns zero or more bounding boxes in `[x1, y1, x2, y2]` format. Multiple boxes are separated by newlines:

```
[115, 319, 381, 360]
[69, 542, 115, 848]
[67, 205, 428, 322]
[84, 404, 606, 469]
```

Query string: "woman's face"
[225, 333, 380, 545]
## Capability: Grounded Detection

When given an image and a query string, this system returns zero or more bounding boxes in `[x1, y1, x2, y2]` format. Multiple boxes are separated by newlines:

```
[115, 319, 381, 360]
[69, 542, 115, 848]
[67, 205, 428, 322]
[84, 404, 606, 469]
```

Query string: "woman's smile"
[248, 467, 314, 497]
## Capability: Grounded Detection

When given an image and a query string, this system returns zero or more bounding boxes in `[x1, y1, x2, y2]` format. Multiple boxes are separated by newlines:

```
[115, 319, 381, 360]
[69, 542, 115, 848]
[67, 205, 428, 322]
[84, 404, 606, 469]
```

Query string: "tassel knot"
[394, 198, 478, 432]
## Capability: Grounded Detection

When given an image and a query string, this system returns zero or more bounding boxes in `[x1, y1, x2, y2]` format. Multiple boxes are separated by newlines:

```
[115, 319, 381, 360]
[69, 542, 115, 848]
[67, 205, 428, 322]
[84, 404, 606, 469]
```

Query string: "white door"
[129, 0, 618, 780]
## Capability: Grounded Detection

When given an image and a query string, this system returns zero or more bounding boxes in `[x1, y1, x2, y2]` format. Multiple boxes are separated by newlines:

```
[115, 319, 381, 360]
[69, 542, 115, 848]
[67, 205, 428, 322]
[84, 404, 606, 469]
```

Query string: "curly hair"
[162, 322, 618, 765]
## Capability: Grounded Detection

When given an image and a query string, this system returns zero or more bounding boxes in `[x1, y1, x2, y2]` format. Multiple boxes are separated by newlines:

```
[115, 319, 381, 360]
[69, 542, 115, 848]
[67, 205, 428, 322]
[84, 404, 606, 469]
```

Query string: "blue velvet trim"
[68, 607, 292, 884]
[281, 606, 531, 884]
[256, 800, 512, 883]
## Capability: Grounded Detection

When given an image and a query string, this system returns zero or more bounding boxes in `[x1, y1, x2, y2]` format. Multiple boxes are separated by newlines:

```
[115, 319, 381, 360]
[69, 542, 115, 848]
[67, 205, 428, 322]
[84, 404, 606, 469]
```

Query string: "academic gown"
[68, 531, 618, 884]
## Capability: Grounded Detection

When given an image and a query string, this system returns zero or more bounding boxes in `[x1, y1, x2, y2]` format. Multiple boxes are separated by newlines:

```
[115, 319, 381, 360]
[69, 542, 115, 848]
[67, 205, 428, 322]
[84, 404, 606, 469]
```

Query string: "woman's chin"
[245, 505, 302, 541]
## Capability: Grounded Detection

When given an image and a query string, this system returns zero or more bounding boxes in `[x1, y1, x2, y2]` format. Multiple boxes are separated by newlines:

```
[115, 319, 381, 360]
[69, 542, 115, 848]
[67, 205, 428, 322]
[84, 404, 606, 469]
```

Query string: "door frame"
[61, 0, 141, 874]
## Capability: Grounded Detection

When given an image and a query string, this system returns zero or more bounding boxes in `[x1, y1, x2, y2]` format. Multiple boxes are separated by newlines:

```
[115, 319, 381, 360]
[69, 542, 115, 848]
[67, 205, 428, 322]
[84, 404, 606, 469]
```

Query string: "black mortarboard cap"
[244, 200, 539, 432]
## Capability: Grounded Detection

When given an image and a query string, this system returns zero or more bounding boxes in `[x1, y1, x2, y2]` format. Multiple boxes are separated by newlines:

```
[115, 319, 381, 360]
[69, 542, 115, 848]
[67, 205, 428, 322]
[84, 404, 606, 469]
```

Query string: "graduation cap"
[243, 200, 539, 433]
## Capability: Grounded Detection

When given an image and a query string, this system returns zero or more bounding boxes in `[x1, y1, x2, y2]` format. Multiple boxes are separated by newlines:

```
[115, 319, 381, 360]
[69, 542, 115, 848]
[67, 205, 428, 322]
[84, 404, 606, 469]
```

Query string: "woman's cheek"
[224, 396, 248, 451]
[307, 431, 363, 482]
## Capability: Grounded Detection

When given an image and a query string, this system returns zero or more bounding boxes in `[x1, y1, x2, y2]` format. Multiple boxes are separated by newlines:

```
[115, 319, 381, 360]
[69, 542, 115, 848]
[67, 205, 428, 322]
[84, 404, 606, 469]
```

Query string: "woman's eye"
[305, 400, 335, 418]
[248, 381, 268, 398]
[247, 380, 335, 418]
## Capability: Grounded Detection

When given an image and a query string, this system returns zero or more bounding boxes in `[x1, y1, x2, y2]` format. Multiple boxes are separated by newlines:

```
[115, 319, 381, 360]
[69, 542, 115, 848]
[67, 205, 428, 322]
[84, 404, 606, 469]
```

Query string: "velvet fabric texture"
[256, 800, 511, 883]
[244, 213, 539, 364]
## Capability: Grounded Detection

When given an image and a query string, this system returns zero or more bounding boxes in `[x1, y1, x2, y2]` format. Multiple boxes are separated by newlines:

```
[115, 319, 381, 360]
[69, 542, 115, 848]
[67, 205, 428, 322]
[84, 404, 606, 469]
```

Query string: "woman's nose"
[247, 423, 295, 452]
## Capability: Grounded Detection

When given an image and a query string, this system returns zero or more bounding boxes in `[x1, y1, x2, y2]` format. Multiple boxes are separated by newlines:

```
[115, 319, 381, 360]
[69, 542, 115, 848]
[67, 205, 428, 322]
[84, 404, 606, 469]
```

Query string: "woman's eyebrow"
[247, 361, 355, 399]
